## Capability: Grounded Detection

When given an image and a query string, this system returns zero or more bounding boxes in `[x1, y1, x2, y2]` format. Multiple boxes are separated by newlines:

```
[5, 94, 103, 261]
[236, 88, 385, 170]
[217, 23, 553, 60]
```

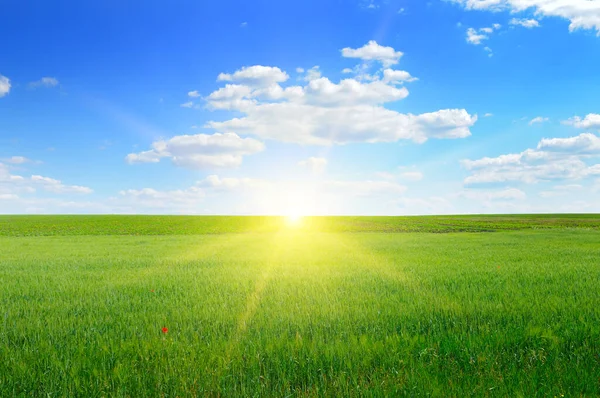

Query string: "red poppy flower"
[151, 289, 155, 293]
[162, 327, 168, 334]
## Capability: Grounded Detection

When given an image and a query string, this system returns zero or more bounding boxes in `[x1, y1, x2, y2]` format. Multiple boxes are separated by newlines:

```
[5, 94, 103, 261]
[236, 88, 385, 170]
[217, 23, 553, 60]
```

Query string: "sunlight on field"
[285, 213, 303, 227]
[1, 216, 600, 396]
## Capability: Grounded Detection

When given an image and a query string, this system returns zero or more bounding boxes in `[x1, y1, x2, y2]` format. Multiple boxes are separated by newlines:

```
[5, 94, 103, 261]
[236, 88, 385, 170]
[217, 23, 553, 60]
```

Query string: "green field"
[1, 215, 599, 396]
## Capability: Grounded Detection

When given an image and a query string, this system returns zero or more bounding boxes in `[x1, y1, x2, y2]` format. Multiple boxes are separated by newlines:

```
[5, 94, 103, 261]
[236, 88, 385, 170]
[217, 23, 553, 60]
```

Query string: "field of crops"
[1, 215, 599, 396]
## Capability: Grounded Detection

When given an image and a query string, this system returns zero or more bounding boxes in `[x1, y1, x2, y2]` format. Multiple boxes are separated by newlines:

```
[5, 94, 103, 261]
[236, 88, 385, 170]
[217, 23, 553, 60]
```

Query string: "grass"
[0, 215, 599, 396]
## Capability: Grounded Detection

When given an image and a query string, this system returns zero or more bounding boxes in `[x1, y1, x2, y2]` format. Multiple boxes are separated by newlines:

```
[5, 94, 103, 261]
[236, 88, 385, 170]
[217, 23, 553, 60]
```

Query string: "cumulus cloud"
[3, 156, 32, 164]
[529, 116, 549, 125]
[201, 42, 476, 146]
[29, 77, 59, 88]
[510, 18, 541, 28]
[180, 101, 194, 108]
[0, 75, 10, 97]
[188, 90, 200, 98]
[382, 69, 418, 84]
[341, 40, 403, 67]
[450, 0, 600, 34]
[537, 133, 600, 154]
[0, 162, 93, 196]
[462, 133, 600, 185]
[125, 133, 265, 169]
[298, 157, 328, 174]
[217, 65, 289, 86]
[466, 24, 501, 45]
[30, 175, 93, 194]
[563, 114, 600, 130]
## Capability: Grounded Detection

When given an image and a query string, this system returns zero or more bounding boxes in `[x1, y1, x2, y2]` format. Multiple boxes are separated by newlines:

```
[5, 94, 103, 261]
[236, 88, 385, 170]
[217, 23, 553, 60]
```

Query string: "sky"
[1, 0, 600, 215]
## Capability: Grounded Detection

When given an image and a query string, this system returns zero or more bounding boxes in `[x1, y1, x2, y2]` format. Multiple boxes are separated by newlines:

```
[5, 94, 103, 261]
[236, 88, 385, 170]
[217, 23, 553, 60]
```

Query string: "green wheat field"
[1, 215, 599, 396]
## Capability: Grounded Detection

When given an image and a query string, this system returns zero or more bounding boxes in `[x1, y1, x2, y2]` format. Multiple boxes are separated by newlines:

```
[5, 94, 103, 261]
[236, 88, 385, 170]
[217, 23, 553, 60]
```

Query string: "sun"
[285, 213, 304, 227]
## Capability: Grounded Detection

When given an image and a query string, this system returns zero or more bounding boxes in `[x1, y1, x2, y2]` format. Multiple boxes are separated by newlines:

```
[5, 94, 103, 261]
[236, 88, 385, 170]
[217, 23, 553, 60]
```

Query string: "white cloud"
[466, 24, 501, 45]
[341, 40, 403, 67]
[399, 171, 424, 181]
[0, 75, 10, 97]
[563, 114, 600, 130]
[3, 156, 32, 164]
[118, 187, 205, 209]
[202, 42, 476, 146]
[325, 180, 406, 196]
[466, 28, 487, 45]
[302, 66, 322, 82]
[450, 0, 600, 34]
[217, 65, 289, 86]
[188, 90, 200, 98]
[529, 116, 549, 125]
[180, 101, 194, 108]
[29, 77, 59, 88]
[125, 133, 265, 169]
[30, 175, 93, 194]
[206, 84, 254, 110]
[198, 174, 269, 190]
[240, 22, 248, 28]
[296, 67, 305, 73]
[298, 157, 327, 174]
[0, 162, 92, 196]
[537, 133, 600, 154]
[462, 133, 600, 185]
[484, 113, 494, 117]
[460, 187, 527, 201]
[382, 69, 418, 84]
[510, 18, 541, 28]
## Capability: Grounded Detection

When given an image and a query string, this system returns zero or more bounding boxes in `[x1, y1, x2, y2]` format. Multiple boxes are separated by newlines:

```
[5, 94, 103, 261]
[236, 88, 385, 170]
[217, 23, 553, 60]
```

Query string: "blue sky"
[1, 0, 600, 215]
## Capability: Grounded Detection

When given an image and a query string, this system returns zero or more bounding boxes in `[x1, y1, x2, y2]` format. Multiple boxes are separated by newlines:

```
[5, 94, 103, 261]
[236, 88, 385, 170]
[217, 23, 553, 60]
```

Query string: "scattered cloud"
[218, 65, 289, 86]
[563, 114, 600, 130]
[460, 187, 527, 201]
[529, 116, 549, 125]
[382, 69, 418, 84]
[484, 113, 494, 117]
[180, 101, 194, 108]
[450, 0, 600, 34]
[302, 66, 322, 82]
[466, 24, 501, 45]
[188, 90, 200, 98]
[537, 133, 600, 154]
[240, 22, 248, 28]
[298, 157, 327, 174]
[201, 42, 476, 146]
[0, 75, 10, 97]
[29, 77, 59, 88]
[2, 156, 33, 164]
[0, 162, 93, 197]
[399, 171, 424, 181]
[510, 18, 540, 28]
[462, 133, 600, 185]
[341, 40, 403, 67]
[125, 133, 265, 169]
[360, 0, 380, 10]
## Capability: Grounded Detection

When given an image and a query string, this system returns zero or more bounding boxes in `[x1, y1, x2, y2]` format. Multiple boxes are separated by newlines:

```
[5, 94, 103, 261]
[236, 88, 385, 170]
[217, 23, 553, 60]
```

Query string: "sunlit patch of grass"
[0, 217, 599, 396]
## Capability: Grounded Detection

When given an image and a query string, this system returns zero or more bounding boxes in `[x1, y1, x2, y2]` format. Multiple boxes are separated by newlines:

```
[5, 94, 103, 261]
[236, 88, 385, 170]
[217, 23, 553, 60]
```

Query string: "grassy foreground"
[0, 215, 599, 396]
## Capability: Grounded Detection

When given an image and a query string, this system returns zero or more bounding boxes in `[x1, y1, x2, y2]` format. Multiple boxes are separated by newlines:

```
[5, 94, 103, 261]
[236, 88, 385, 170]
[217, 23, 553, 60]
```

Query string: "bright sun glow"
[286, 213, 304, 227]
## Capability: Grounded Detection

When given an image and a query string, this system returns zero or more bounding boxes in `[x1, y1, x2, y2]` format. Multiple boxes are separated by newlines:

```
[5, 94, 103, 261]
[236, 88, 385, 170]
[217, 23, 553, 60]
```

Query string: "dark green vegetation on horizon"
[1, 216, 599, 396]
[0, 213, 599, 236]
